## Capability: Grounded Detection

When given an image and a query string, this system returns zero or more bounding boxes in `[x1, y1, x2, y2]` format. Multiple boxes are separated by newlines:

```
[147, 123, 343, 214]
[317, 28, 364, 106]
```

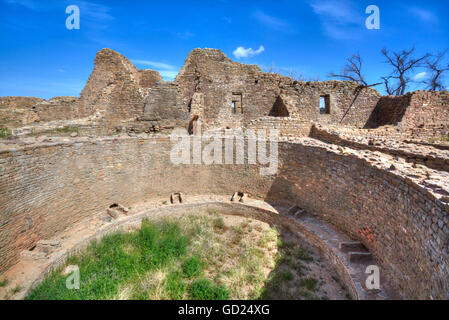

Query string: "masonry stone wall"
[171, 49, 381, 130]
[3, 48, 447, 140]
[77, 48, 162, 124]
[268, 141, 449, 300]
[366, 91, 449, 137]
[0, 136, 447, 299]
[0, 97, 83, 128]
[310, 124, 449, 172]
[246, 117, 313, 137]
[33, 97, 81, 122]
[0, 97, 44, 128]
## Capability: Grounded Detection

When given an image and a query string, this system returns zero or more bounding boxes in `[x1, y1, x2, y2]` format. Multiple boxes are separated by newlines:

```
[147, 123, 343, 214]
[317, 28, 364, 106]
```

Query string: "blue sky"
[0, 0, 447, 99]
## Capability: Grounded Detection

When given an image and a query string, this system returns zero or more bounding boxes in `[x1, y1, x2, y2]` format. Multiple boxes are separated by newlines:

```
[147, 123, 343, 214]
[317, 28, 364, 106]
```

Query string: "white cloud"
[176, 31, 195, 39]
[159, 70, 178, 81]
[131, 59, 178, 81]
[409, 7, 438, 24]
[131, 60, 176, 70]
[233, 46, 265, 59]
[4, 0, 37, 10]
[254, 11, 289, 30]
[310, 0, 364, 40]
[413, 72, 427, 80]
[310, 0, 361, 24]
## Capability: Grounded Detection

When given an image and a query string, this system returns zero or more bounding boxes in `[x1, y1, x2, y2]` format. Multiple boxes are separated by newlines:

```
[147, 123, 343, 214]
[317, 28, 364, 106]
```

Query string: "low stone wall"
[0, 96, 85, 129]
[310, 124, 449, 172]
[366, 91, 449, 138]
[0, 136, 448, 299]
[4, 201, 364, 300]
[246, 117, 313, 137]
[0, 97, 44, 127]
[267, 140, 449, 299]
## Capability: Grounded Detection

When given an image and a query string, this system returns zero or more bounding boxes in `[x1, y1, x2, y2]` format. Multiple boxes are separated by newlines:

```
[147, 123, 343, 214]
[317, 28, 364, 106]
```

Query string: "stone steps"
[339, 241, 373, 264]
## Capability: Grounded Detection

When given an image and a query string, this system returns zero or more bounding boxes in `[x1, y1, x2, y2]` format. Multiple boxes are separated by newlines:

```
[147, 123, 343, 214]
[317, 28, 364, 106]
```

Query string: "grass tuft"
[300, 278, 318, 291]
[165, 271, 187, 299]
[188, 278, 229, 300]
[182, 256, 204, 279]
[0, 278, 8, 287]
[0, 127, 11, 139]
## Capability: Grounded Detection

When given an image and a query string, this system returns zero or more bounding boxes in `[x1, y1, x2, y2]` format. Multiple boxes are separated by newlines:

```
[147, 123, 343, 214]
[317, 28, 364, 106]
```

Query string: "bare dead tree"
[266, 62, 277, 74]
[286, 69, 307, 81]
[329, 53, 381, 123]
[328, 52, 381, 88]
[424, 49, 449, 91]
[381, 47, 429, 96]
[381, 75, 397, 95]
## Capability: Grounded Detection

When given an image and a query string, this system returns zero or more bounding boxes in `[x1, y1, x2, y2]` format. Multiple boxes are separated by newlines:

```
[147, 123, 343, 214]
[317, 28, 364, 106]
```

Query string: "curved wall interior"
[0, 136, 448, 299]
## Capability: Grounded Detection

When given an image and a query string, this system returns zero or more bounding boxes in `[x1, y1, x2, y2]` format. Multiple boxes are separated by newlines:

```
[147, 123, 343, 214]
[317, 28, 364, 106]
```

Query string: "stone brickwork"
[0, 97, 83, 129]
[171, 49, 381, 130]
[246, 117, 313, 137]
[0, 136, 448, 299]
[0, 97, 44, 127]
[366, 91, 449, 137]
[33, 97, 81, 122]
[77, 48, 161, 123]
[310, 124, 449, 172]
[2, 48, 446, 141]
[1, 47, 449, 300]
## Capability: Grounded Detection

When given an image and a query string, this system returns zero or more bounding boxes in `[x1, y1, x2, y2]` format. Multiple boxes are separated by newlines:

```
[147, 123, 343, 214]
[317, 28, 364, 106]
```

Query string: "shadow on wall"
[269, 96, 290, 117]
[364, 95, 412, 129]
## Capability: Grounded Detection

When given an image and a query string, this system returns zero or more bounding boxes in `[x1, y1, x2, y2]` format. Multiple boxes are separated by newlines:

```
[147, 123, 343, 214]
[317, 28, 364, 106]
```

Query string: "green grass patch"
[0, 127, 11, 139]
[278, 270, 294, 282]
[182, 256, 204, 279]
[165, 271, 187, 299]
[213, 217, 225, 231]
[26, 219, 188, 300]
[10, 285, 22, 295]
[188, 279, 230, 300]
[25, 212, 332, 300]
[0, 278, 8, 287]
[300, 278, 318, 292]
[54, 126, 79, 134]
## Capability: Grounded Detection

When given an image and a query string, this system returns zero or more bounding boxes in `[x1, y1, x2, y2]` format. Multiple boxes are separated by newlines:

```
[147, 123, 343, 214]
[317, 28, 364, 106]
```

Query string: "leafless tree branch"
[381, 47, 430, 95]
[424, 49, 449, 91]
[328, 52, 381, 88]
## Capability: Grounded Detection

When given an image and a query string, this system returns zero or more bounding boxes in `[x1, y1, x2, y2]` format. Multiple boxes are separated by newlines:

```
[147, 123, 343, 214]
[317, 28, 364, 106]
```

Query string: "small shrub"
[300, 278, 318, 292]
[208, 209, 218, 216]
[165, 271, 187, 299]
[0, 127, 11, 139]
[10, 285, 22, 295]
[279, 270, 294, 281]
[55, 126, 79, 134]
[182, 256, 203, 278]
[294, 246, 314, 262]
[188, 279, 230, 300]
[213, 217, 225, 231]
[0, 278, 8, 287]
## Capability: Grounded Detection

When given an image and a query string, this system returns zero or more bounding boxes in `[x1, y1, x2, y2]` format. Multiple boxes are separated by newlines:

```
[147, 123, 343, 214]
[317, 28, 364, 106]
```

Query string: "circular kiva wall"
[0, 136, 448, 299]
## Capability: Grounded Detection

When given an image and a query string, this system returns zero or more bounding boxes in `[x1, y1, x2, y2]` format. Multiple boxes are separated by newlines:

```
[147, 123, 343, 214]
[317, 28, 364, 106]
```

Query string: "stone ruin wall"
[170, 49, 381, 132]
[77, 48, 162, 124]
[0, 96, 85, 129]
[0, 49, 163, 132]
[366, 91, 449, 138]
[1, 48, 447, 140]
[0, 136, 448, 299]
